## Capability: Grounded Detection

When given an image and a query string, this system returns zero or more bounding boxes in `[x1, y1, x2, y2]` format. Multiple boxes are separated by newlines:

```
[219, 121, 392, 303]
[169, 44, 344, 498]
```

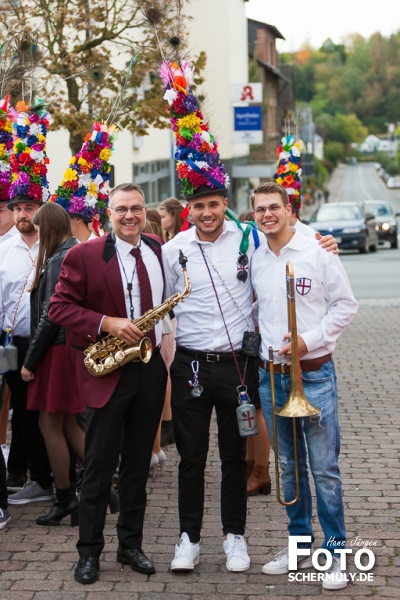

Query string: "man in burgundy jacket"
[48, 183, 167, 584]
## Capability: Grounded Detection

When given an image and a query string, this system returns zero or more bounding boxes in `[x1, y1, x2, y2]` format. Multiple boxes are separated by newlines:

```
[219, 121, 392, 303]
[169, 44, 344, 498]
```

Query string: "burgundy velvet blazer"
[48, 232, 163, 408]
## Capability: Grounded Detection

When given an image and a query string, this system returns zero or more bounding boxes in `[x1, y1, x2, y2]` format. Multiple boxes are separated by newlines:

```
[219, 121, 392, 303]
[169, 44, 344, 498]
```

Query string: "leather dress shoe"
[74, 556, 99, 584]
[117, 544, 156, 574]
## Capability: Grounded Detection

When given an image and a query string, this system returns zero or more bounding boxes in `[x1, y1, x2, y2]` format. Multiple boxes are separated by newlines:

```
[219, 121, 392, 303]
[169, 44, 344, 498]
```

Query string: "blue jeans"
[259, 361, 346, 553]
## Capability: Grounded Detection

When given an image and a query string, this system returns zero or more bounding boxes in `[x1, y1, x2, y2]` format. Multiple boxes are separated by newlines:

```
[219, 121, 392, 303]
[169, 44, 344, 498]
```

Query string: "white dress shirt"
[114, 235, 164, 346]
[0, 225, 18, 245]
[294, 219, 317, 237]
[0, 234, 39, 337]
[251, 229, 358, 361]
[162, 220, 264, 352]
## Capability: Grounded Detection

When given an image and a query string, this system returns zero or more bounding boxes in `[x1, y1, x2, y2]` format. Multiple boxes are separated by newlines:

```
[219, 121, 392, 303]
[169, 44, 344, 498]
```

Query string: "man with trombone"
[250, 182, 358, 591]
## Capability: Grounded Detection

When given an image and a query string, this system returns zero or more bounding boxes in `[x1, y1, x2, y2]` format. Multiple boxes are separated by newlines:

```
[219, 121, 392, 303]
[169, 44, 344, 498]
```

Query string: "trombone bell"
[276, 391, 321, 418]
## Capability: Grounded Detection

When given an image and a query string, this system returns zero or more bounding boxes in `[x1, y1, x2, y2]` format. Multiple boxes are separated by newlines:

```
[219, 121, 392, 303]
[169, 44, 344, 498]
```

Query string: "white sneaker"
[262, 546, 313, 575]
[223, 534, 250, 572]
[0, 508, 11, 530]
[322, 557, 349, 590]
[1, 444, 9, 468]
[170, 532, 200, 571]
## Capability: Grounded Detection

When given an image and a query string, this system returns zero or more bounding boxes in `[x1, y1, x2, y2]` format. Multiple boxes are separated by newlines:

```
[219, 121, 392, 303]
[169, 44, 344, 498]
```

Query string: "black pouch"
[241, 331, 261, 358]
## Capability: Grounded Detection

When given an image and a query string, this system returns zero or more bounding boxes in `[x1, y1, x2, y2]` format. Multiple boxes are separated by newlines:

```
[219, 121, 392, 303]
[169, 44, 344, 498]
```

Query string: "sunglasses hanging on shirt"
[236, 252, 249, 283]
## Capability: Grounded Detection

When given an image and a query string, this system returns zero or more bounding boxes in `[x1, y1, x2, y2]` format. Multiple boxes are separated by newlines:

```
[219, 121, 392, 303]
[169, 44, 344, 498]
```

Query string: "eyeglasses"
[237, 253, 249, 283]
[110, 206, 145, 216]
[254, 204, 285, 215]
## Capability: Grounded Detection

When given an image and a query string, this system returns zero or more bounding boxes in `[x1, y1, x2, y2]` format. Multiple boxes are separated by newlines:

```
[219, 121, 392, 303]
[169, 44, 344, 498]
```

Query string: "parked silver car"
[365, 200, 399, 249]
[307, 202, 379, 253]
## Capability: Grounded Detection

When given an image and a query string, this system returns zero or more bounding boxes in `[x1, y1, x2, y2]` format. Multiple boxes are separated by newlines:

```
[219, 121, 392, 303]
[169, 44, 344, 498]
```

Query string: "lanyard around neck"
[199, 245, 248, 387]
[115, 245, 138, 320]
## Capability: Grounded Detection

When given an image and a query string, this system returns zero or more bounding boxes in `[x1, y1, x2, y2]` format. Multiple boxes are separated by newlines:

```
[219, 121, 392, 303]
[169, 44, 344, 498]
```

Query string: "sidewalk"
[1, 300, 399, 599]
[325, 163, 348, 203]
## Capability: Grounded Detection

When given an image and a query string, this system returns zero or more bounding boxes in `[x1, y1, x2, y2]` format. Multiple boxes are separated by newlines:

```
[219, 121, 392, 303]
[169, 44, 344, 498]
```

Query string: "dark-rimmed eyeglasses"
[237, 253, 249, 283]
[110, 206, 145, 216]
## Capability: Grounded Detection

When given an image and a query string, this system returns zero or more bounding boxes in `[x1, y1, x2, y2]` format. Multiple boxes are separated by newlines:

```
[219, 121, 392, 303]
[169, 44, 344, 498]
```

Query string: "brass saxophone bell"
[84, 250, 191, 377]
[122, 337, 153, 364]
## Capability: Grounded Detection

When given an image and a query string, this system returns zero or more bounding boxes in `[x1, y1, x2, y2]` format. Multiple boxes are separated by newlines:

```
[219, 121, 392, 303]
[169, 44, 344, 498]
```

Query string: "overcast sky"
[245, 0, 400, 52]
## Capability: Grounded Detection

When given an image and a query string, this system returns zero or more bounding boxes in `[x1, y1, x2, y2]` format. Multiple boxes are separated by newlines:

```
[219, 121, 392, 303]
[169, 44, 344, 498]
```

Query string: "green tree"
[324, 141, 345, 166]
[1, 0, 205, 154]
[288, 30, 400, 136]
[316, 113, 368, 152]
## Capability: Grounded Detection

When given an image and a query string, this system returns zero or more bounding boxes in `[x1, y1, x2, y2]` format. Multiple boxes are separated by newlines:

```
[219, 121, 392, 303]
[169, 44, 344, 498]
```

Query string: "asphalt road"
[333, 161, 400, 211]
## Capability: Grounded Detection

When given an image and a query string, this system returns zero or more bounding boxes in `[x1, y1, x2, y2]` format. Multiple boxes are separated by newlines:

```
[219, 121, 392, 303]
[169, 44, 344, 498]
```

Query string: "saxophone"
[84, 250, 191, 377]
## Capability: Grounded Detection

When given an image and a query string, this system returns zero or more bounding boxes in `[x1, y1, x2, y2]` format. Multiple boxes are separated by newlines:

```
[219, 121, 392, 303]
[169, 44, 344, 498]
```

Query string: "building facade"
[47, 0, 251, 209]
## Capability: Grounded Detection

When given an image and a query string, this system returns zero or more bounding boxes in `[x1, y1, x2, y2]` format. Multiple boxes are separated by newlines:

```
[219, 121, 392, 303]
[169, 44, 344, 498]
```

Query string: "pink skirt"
[27, 344, 85, 414]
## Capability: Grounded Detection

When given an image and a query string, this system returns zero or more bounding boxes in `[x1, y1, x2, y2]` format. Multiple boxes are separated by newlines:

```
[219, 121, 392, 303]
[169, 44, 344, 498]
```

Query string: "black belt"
[176, 346, 241, 363]
[259, 354, 332, 374]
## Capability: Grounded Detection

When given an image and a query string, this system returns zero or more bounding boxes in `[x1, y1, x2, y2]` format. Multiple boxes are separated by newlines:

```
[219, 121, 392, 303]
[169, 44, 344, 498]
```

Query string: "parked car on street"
[386, 176, 400, 189]
[378, 167, 389, 182]
[307, 202, 379, 253]
[364, 200, 399, 249]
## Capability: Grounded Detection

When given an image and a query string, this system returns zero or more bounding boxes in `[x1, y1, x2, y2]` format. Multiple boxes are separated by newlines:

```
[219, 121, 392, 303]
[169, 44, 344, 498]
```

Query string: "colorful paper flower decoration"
[52, 121, 118, 222]
[160, 60, 230, 199]
[274, 135, 303, 215]
[0, 96, 13, 201]
[8, 100, 51, 204]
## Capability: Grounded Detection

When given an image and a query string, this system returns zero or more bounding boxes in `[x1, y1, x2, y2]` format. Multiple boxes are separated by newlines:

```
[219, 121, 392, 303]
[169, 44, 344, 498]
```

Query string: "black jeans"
[5, 337, 52, 489]
[170, 351, 259, 543]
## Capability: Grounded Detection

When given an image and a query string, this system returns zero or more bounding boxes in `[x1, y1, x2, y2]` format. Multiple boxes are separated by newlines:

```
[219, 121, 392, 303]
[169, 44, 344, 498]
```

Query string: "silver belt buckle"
[206, 353, 219, 362]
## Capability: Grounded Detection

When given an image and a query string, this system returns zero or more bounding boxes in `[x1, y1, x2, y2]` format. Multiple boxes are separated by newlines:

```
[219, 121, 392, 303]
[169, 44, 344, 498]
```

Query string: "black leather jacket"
[24, 237, 78, 372]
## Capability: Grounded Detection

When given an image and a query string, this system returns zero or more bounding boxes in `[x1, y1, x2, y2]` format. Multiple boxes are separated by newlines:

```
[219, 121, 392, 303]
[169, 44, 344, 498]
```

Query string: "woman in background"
[157, 198, 185, 448]
[158, 197, 184, 243]
[21, 203, 85, 525]
[238, 211, 272, 497]
[142, 208, 168, 476]
[145, 208, 164, 240]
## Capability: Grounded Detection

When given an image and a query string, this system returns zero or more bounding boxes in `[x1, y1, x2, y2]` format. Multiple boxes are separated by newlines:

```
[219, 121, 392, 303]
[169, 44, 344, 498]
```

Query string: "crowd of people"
[0, 179, 357, 591]
[0, 46, 357, 594]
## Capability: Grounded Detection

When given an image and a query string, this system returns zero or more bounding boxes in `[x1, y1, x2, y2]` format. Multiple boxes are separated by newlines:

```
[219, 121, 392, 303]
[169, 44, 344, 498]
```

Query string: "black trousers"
[5, 337, 52, 488]
[170, 351, 259, 543]
[77, 351, 167, 558]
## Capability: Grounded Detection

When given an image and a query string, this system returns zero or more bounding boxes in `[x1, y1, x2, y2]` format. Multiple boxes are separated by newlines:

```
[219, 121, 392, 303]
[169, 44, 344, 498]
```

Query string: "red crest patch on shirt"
[296, 278, 312, 295]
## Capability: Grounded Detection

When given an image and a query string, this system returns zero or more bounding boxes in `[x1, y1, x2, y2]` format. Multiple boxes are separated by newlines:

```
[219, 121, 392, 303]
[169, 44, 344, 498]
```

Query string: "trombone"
[269, 261, 320, 506]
